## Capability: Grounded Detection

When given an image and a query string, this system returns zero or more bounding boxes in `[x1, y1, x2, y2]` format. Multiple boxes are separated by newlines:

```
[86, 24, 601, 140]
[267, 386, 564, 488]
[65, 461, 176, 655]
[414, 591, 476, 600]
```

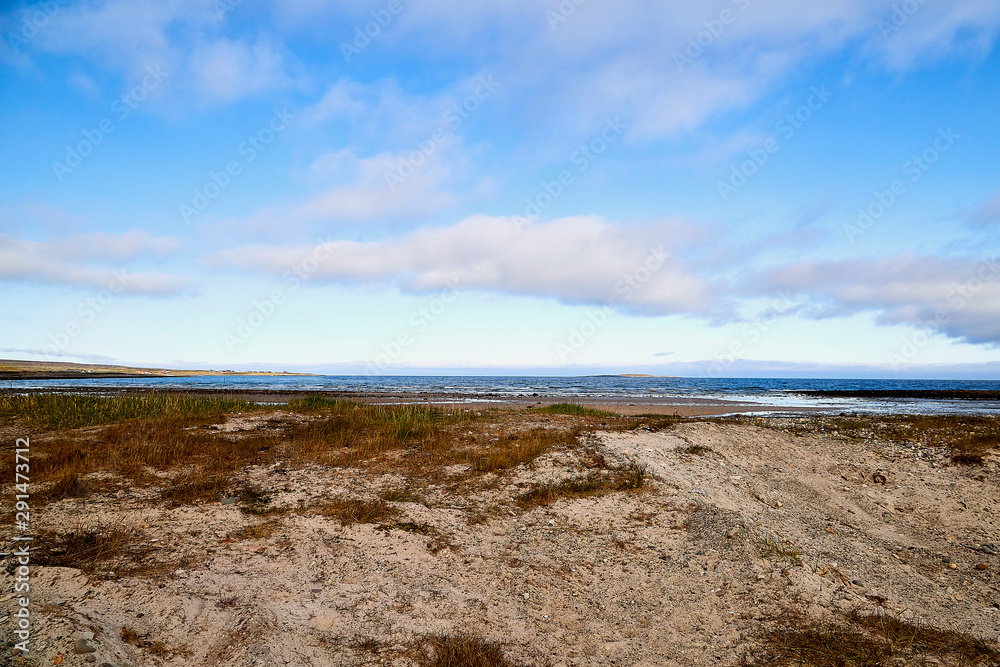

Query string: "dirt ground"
[2, 413, 998, 666]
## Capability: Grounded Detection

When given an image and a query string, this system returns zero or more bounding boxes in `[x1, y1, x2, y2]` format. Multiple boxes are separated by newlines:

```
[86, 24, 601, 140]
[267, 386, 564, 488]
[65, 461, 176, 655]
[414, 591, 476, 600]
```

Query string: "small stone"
[955, 594, 964, 601]
[946, 586, 955, 595]
[81, 632, 95, 641]
[976, 563, 989, 571]
[727, 527, 741, 538]
[948, 563, 958, 570]
[523, 593, 530, 600]
[980, 544, 998, 555]
[74, 638, 97, 654]
[86, 657, 97, 664]
[852, 580, 864, 586]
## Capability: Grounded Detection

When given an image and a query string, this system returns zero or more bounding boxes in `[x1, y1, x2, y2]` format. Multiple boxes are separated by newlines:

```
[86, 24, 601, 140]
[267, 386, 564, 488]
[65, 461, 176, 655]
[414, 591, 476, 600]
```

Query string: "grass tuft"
[517, 463, 647, 509]
[418, 634, 520, 667]
[311, 497, 401, 525]
[537, 403, 617, 418]
[745, 611, 1000, 667]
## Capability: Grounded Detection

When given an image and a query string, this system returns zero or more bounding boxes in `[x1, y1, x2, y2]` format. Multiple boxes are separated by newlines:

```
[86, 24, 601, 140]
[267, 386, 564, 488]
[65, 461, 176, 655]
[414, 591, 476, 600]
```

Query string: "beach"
[1, 393, 997, 666]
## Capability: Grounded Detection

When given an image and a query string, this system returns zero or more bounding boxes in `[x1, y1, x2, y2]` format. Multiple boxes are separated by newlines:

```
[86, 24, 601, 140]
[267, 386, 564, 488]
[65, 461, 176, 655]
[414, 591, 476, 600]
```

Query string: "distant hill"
[0, 359, 309, 380]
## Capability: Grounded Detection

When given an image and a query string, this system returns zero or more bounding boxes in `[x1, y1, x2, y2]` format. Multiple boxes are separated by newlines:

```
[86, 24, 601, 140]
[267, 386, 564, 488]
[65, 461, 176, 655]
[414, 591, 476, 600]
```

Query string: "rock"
[852, 580, 863, 586]
[74, 638, 98, 654]
[523, 593, 530, 600]
[976, 563, 988, 571]
[727, 527, 741, 538]
[86, 656, 97, 664]
[221, 497, 238, 505]
[688, 488, 706, 495]
[948, 563, 958, 569]
[81, 632, 95, 640]
[980, 544, 998, 555]
[946, 586, 955, 595]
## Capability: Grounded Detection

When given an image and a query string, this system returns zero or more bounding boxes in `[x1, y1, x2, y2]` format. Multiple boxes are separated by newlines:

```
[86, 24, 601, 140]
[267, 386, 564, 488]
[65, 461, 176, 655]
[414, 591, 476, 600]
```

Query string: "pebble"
[689, 488, 706, 495]
[523, 593, 530, 600]
[948, 563, 958, 570]
[86, 657, 97, 664]
[980, 544, 998, 555]
[727, 527, 741, 538]
[74, 638, 97, 654]
[81, 632, 95, 640]
[976, 563, 988, 571]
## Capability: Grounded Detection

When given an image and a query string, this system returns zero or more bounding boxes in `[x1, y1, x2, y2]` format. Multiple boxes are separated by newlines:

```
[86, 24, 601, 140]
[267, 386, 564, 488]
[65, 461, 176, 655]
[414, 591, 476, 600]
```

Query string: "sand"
[2, 414, 997, 666]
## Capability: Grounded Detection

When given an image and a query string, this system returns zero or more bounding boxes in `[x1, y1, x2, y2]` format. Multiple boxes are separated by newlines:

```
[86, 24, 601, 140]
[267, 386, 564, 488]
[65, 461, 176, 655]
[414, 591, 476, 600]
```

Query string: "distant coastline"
[0, 359, 311, 381]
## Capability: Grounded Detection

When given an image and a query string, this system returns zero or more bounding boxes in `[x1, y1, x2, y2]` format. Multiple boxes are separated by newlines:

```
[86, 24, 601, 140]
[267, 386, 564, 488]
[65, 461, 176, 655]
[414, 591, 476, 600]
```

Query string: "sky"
[1, 0, 1000, 378]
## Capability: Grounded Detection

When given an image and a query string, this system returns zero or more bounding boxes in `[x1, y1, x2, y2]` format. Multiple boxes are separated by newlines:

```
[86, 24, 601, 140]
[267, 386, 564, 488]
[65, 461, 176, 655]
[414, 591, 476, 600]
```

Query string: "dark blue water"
[5, 376, 1000, 415]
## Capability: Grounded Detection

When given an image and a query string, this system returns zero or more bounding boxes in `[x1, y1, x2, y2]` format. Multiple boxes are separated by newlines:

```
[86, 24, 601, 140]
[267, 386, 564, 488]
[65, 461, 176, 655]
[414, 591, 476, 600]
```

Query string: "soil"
[2, 414, 998, 666]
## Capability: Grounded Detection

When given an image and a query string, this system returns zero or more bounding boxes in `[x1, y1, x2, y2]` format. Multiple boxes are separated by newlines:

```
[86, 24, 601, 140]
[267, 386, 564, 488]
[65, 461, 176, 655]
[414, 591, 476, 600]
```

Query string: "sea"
[5, 376, 1000, 416]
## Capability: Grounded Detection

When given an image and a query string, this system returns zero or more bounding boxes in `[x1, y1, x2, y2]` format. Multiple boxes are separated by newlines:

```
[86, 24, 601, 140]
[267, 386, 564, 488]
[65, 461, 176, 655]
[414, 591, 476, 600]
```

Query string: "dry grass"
[516, 463, 647, 509]
[120, 626, 188, 658]
[20, 394, 641, 513]
[745, 611, 1000, 667]
[28, 521, 189, 577]
[381, 486, 425, 503]
[226, 519, 282, 542]
[310, 497, 401, 525]
[536, 403, 617, 418]
[418, 634, 521, 667]
[757, 536, 802, 565]
[0, 392, 261, 431]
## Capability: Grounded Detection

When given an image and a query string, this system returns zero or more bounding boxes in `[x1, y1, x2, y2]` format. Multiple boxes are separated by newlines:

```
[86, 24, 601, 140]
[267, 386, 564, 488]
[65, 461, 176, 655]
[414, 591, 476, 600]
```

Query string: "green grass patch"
[0, 393, 260, 431]
[537, 403, 618, 418]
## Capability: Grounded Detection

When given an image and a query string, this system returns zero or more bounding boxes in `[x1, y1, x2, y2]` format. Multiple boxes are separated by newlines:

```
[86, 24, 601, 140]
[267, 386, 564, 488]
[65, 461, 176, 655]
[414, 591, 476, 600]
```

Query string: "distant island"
[591, 374, 680, 378]
[0, 359, 311, 381]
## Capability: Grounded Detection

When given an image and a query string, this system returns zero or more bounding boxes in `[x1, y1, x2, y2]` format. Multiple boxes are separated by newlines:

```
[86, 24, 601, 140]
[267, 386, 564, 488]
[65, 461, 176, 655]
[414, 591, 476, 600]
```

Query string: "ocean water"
[5, 375, 1000, 415]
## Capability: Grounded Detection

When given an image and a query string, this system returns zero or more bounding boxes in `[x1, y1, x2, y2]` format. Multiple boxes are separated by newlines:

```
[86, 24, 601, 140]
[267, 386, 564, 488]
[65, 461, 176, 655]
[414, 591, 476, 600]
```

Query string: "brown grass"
[418, 634, 521, 667]
[310, 497, 401, 525]
[226, 519, 282, 542]
[516, 463, 647, 509]
[28, 522, 191, 577]
[120, 626, 187, 658]
[745, 611, 1000, 667]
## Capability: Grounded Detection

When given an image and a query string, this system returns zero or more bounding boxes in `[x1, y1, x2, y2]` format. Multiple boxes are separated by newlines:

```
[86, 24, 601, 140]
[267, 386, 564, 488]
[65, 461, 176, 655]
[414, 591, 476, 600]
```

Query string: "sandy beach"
[2, 395, 997, 666]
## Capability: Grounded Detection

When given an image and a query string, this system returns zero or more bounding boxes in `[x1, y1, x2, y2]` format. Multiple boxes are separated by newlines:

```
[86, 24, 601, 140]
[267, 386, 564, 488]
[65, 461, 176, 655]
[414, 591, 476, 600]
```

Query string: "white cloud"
[0, 232, 190, 295]
[189, 36, 293, 106]
[759, 253, 1000, 345]
[211, 214, 724, 316]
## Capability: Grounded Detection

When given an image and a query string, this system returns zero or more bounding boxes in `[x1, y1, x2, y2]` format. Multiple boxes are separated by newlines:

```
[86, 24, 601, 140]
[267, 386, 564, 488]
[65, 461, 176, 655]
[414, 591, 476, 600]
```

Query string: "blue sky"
[2, 0, 1000, 377]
